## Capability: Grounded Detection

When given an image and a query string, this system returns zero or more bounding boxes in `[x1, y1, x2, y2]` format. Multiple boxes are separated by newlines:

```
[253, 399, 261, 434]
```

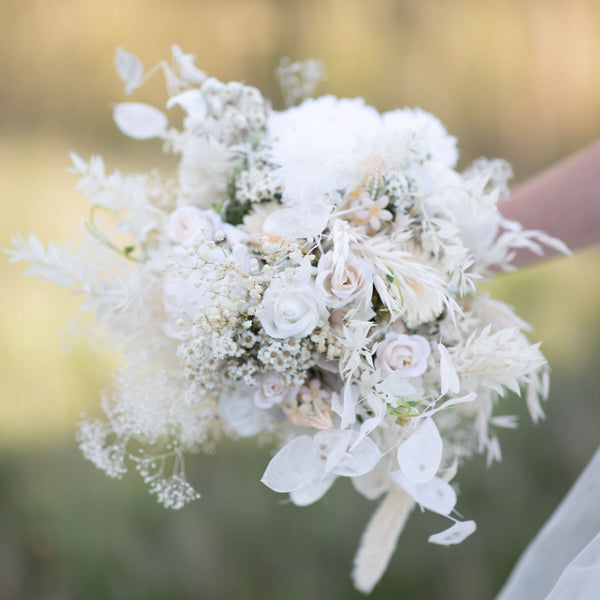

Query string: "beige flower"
[281, 379, 334, 430]
[315, 250, 373, 309]
[348, 191, 393, 233]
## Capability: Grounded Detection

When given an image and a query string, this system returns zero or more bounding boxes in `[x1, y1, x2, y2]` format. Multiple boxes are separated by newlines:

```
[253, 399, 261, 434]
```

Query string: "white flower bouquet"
[9, 48, 568, 593]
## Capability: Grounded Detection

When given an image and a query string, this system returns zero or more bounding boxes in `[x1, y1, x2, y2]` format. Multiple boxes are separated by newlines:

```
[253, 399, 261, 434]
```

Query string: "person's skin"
[499, 141, 600, 266]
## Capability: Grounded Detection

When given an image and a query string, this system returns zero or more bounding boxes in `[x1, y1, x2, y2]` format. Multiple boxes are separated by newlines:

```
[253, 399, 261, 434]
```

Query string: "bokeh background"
[2, 1, 600, 598]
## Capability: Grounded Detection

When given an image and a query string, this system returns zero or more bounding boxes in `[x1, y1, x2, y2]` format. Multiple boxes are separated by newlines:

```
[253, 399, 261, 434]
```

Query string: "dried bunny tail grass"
[352, 486, 415, 594]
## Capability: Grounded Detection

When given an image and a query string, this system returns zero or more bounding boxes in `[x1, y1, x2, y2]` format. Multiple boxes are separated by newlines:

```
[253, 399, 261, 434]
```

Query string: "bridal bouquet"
[9, 48, 568, 593]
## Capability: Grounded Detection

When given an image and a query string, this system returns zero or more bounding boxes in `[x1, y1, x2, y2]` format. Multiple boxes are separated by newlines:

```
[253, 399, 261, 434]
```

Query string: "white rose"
[260, 278, 327, 339]
[254, 371, 293, 409]
[167, 206, 224, 244]
[375, 332, 431, 379]
[315, 251, 373, 309]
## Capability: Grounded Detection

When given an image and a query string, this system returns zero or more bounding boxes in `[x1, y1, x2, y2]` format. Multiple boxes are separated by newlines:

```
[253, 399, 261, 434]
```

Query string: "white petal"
[352, 457, 391, 500]
[261, 436, 319, 493]
[166, 89, 207, 119]
[322, 430, 353, 473]
[423, 392, 477, 417]
[114, 48, 143, 95]
[396, 418, 443, 484]
[490, 415, 519, 429]
[312, 430, 382, 478]
[349, 395, 387, 451]
[438, 343, 460, 395]
[331, 390, 343, 418]
[113, 103, 168, 140]
[68, 152, 87, 173]
[262, 203, 331, 238]
[390, 471, 457, 515]
[414, 477, 457, 515]
[389, 471, 419, 499]
[380, 374, 416, 399]
[340, 382, 357, 429]
[290, 473, 337, 506]
[171, 44, 206, 84]
[333, 435, 382, 478]
[428, 520, 477, 546]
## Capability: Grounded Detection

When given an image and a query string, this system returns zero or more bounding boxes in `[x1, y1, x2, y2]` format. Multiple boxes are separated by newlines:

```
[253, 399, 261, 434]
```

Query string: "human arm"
[500, 141, 600, 266]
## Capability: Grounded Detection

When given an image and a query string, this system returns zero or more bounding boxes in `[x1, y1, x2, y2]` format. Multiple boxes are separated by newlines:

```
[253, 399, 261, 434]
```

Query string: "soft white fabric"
[497, 446, 600, 600]
[545, 531, 600, 600]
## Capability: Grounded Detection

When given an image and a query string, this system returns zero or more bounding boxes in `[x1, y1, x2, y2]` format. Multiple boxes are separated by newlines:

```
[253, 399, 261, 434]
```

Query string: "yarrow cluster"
[9, 47, 569, 593]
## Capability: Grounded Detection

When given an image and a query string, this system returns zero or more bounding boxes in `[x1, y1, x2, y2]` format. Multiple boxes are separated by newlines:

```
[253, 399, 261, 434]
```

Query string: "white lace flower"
[375, 332, 431, 379]
[315, 250, 373, 309]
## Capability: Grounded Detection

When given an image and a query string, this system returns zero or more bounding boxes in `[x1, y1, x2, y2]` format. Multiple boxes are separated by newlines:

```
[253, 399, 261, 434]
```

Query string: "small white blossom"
[349, 192, 393, 233]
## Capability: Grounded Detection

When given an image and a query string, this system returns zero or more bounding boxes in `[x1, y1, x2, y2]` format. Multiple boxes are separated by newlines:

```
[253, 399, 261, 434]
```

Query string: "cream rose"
[315, 251, 373, 309]
[260, 278, 327, 339]
[375, 332, 431, 379]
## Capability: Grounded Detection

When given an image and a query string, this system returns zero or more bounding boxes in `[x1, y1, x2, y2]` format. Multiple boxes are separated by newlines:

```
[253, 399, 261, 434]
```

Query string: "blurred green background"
[1, 1, 600, 598]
